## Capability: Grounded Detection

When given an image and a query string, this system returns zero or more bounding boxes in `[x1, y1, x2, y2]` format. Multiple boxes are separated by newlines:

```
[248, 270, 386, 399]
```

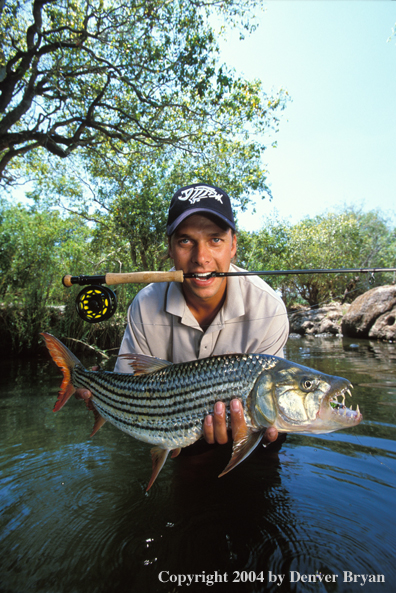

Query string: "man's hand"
[203, 399, 278, 445]
[75, 388, 92, 401]
[74, 365, 100, 402]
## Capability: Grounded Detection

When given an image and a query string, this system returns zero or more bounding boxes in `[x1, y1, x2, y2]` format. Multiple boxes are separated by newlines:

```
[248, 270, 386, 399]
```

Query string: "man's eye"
[212, 238, 221, 243]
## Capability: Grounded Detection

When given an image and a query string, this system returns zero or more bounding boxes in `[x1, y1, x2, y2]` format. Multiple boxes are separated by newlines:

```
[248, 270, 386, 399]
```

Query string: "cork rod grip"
[104, 271, 184, 285]
[62, 270, 184, 287]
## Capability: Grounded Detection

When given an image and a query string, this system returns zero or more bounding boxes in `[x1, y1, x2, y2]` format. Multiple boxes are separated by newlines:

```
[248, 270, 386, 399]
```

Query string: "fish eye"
[300, 377, 317, 392]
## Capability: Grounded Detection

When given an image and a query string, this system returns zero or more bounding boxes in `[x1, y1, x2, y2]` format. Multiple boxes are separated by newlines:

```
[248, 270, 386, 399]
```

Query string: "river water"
[1, 336, 395, 593]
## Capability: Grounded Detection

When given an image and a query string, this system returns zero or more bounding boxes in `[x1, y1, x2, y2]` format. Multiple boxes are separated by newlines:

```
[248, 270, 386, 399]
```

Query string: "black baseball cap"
[166, 183, 236, 236]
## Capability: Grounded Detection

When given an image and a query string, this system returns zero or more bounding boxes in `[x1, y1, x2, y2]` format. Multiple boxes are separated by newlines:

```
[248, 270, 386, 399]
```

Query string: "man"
[113, 183, 289, 446]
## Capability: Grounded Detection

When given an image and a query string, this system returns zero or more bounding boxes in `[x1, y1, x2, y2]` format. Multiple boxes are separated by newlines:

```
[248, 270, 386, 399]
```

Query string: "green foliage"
[1, 199, 394, 352]
[237, 208, 396, 308]
[24, 126, 280, 283]
[236, 215, 290, 290]
[0, 202, 92, 351]
[0, 0, 283, 184]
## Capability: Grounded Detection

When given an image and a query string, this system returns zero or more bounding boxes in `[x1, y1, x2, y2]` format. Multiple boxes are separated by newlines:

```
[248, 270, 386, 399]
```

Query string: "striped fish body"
[71, 353, 276, 450]
[41, 333, 360, 490]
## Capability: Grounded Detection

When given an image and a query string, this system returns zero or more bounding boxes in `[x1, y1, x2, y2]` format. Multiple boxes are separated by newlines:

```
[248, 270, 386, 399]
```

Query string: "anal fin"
[218, 430, 264, 478]
[90, 409, 107, 437]
[84, 399, 107, 437]
[147, 447, 170, 492]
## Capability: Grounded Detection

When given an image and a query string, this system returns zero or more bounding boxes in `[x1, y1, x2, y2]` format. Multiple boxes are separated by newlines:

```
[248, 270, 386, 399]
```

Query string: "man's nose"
[192, 241, 211, 265]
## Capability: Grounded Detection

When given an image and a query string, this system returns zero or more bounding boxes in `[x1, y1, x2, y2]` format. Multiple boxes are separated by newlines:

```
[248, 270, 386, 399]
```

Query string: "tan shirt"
[114, 264, 289, 372]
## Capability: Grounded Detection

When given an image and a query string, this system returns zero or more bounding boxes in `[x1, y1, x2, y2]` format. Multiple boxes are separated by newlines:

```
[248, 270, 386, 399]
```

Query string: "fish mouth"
[321, 383, 362, 424]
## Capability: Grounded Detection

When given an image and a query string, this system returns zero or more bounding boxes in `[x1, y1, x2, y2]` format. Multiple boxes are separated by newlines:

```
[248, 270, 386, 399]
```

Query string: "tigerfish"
[41, 332, 362, 491]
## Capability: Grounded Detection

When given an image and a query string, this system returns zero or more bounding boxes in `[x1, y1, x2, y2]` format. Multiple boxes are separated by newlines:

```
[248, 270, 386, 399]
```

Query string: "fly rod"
[64, 267, 396, 323]
[63, 267, 396, 288]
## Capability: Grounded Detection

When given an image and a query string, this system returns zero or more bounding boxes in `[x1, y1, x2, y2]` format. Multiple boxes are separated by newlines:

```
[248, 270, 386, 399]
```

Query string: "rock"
[289, 304, 346, 336]
[341, 285, 396, 340]
[368, 305, 396, 340]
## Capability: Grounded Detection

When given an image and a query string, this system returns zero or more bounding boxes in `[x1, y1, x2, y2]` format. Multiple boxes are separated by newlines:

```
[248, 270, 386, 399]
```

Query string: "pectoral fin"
[218, 430, 264, 478]
[147, 447, 170, 492]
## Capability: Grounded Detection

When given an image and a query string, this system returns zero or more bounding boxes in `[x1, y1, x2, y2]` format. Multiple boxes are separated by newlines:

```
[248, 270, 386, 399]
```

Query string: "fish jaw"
[315, 382, 363, 433]
[252, 361, 363, 435]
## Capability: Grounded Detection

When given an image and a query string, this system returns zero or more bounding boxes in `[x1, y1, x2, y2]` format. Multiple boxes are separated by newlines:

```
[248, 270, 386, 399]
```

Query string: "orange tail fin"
[41, 332, 81, 412]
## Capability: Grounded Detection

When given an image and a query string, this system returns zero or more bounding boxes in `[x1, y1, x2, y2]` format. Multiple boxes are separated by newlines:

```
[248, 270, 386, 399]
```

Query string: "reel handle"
[62, 270, 184, 287]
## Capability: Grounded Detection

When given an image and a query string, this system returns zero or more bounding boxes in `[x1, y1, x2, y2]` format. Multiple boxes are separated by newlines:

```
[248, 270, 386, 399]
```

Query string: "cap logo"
[178, 185, 223, 205]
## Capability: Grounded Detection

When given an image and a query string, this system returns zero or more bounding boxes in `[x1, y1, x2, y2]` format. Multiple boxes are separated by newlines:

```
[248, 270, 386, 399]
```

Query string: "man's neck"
[183, 287, 227, 330]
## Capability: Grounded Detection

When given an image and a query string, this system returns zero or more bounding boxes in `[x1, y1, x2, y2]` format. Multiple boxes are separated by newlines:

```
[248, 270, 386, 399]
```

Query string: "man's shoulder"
[130, 275, 184, 319]
[231, 264, 285, 306]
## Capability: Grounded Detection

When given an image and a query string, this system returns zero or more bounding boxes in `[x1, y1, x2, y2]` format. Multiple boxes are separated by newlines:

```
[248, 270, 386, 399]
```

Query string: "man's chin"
[184, 277, 224, 300]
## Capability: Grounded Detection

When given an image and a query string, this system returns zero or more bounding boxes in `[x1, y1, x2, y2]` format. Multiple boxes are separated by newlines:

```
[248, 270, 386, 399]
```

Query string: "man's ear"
[231, 232, 237, 259]
[167, 235, 173, 260]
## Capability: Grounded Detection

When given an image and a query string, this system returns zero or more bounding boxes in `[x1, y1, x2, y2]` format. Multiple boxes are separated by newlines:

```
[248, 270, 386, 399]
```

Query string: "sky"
[218, 1, 396, 230]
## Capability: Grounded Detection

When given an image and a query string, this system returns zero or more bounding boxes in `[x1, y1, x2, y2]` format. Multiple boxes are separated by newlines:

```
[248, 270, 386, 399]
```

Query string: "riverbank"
[290, 284, 396, 341]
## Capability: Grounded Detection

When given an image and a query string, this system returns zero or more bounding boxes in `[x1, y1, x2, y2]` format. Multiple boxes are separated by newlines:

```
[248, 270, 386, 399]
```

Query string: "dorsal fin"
[117, 353, 172, 376]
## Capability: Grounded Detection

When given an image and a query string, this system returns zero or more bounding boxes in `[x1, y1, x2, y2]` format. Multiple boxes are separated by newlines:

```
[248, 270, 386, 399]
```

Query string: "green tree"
[236, 215, 290, 291]
[0, 202, 92, 350]
[240, 208, 396, 308]
[23, 115, 283, 279]
[0, 0, 284, 185]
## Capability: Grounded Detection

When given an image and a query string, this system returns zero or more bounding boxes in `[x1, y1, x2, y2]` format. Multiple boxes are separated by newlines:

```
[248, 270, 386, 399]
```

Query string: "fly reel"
[75, 285, 117, 323]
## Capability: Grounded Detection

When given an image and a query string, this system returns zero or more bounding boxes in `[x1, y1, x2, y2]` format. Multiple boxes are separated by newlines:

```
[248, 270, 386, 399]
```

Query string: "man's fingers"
[262, 426, 278, 444]
[230, 399, 247, 441]
[203, 400, 251, 446]
[202, 403, 228, 445]
[75, 388, 92, 401]
[203, 414, 215, 444]
[74, 367, 97, 401]
[213, 401, 229, 444]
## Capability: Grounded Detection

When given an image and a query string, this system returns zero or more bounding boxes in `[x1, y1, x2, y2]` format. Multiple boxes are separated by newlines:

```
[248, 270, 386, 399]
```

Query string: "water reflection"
[1, 338, 395, 592]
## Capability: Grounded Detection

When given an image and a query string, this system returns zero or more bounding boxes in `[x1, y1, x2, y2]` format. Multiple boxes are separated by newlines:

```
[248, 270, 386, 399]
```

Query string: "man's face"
[168, 214, 237, 304]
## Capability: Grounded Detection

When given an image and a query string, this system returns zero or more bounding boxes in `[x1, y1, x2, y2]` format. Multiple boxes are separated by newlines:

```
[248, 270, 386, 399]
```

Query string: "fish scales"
[41, 332, 362, 491]
[71, 354, 274, 448]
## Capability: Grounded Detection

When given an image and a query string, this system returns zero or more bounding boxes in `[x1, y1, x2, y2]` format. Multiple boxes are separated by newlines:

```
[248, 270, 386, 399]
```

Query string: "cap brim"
[166, 208, 235, 236]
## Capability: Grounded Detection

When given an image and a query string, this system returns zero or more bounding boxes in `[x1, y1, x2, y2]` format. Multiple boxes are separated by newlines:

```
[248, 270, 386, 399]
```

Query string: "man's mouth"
[184, 272, 217, 279]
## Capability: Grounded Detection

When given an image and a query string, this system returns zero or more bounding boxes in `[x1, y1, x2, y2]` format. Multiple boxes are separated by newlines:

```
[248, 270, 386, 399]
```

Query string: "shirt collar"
[222, 264, 246, 321]
[166, 280, 201, 329]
